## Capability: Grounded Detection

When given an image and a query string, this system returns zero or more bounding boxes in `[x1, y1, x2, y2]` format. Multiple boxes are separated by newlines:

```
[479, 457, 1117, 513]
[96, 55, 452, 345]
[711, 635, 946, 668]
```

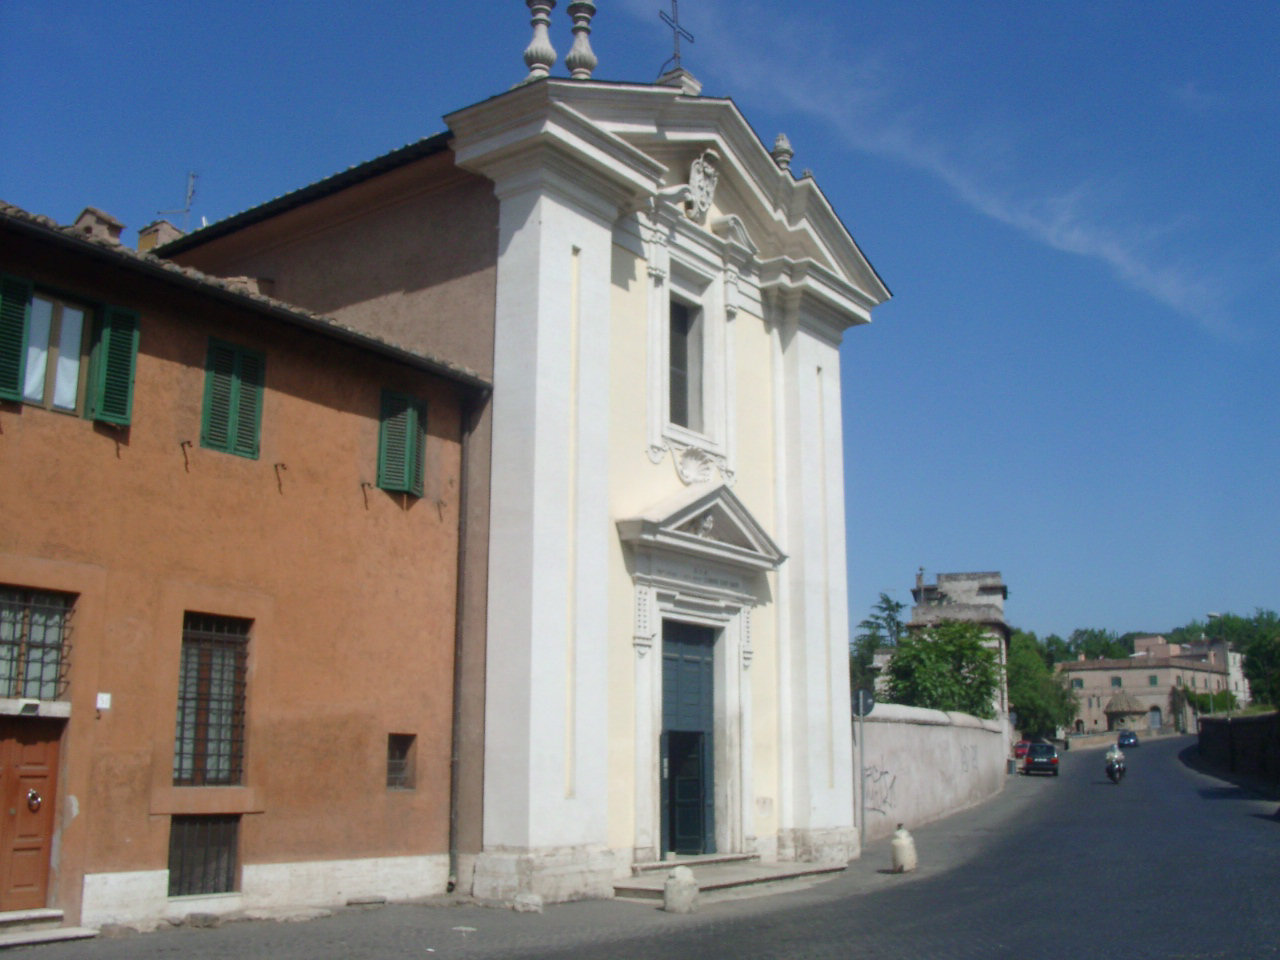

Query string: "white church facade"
[450, 61, 891, 899]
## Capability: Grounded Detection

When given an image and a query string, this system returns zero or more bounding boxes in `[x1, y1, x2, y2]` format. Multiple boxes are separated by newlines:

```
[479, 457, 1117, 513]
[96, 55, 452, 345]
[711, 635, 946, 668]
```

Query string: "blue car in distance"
[1117, 730, 1139, 748]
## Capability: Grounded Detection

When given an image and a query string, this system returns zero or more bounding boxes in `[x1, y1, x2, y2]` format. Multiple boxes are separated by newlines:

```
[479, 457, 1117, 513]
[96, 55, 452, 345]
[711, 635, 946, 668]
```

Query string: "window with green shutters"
[0, 274, 33, 403]
[201, 339, 264, 458]
[86, 306, 139, 425]
[0, 272, 139, 424]
[378, 389, 426, 496]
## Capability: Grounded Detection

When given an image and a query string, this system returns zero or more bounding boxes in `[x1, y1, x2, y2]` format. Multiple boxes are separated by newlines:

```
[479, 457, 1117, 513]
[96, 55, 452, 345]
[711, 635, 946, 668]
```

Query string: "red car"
[1013, 740, 1031, 760]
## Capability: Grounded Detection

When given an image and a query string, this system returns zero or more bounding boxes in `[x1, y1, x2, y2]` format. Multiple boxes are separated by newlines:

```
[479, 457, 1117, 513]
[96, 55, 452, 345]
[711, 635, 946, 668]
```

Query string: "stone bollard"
[890, 823, 917, 873]
[662, 865, 699, 913]
[512, 892, 544, 914]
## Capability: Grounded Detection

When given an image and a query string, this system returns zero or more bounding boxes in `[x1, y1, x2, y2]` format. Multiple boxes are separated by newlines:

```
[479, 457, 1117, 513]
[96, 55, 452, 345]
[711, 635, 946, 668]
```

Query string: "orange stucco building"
[0, 203, 490, 929]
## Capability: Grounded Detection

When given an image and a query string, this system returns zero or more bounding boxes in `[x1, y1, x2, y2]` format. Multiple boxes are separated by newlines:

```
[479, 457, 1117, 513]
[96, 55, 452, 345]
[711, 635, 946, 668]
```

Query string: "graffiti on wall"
[862, 764, 897, 815]
[958, 744, 978, 773]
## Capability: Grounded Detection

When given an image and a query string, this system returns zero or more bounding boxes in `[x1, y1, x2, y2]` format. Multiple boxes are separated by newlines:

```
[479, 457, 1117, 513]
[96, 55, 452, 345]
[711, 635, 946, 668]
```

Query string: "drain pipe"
[447, 387, 486, 893]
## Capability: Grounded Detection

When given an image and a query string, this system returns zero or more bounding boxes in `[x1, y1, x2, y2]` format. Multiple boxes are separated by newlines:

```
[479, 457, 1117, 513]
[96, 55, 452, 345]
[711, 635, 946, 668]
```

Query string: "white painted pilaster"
[770, 290, 857, 863]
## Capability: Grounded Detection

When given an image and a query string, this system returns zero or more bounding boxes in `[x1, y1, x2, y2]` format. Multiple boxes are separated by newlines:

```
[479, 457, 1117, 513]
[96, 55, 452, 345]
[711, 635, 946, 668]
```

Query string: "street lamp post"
[1207, 612, 1231, 718]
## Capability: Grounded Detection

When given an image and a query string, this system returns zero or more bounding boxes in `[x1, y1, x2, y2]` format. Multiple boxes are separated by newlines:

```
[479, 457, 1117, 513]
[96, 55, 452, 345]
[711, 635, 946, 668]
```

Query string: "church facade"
[446, 72, 890, 900]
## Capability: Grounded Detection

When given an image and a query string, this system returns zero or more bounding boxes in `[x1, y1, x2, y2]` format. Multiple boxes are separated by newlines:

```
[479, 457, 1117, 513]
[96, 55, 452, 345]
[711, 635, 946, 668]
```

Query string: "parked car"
[1014, 740, 1031, 759]
[1023, 742, 1060, 776]
[1117, 730, 1139, 748]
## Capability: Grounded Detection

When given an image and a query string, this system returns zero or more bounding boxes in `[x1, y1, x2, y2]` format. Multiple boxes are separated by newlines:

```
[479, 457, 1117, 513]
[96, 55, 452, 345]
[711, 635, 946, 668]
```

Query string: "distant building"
[907, 571, 1011, 717]
[1132, 635, 1250, 706]
[1058, 635, 1233, 734]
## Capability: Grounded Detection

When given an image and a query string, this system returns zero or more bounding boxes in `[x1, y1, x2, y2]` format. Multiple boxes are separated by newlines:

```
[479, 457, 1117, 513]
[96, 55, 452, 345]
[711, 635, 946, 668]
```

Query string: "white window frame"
[24, 292, 90, 414]
[642, 205, 737, 484]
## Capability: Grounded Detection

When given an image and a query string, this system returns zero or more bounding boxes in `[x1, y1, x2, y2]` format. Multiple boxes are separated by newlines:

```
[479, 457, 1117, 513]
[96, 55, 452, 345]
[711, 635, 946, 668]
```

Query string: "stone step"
[615, 859, 847, 903]
[0, 908, 64, 932]
[0, 926, 97, 949]
[631, 852, 759, 875]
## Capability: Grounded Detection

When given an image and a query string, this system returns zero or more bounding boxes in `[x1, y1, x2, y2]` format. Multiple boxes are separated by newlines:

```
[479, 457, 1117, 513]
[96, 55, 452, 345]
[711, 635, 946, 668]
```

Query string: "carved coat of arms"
[687, 149, 720, 224]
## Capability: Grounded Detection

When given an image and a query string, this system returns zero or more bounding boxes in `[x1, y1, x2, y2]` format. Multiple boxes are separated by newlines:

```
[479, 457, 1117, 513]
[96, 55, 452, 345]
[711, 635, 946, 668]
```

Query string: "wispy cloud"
[614, 0, 1240, 339]
[1171, 80, 1224, 116]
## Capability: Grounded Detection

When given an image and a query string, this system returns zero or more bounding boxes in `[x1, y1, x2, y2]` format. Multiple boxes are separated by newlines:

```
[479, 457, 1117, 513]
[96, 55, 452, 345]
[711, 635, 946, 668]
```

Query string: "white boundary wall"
[855, 704, 1008, 844]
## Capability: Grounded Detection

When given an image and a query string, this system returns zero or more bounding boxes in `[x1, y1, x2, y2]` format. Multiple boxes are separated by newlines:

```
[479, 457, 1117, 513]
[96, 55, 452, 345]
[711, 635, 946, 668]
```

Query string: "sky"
[2, 1, 1276, 640]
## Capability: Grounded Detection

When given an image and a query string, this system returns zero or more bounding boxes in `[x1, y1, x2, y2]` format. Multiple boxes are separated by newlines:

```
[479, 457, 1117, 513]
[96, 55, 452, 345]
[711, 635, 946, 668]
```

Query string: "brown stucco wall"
[163, 151, 499, 875]
[1, 234, 469, 921]
[166, 151, 499, 377]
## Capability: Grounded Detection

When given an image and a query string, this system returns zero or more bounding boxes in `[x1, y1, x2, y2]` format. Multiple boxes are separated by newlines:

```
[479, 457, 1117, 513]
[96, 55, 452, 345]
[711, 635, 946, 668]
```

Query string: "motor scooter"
[1105, 756, 1126, 784]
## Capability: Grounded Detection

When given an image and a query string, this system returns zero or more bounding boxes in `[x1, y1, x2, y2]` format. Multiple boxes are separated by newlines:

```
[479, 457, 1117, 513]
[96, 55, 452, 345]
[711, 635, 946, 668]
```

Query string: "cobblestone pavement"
[14, 736, 1279, 959]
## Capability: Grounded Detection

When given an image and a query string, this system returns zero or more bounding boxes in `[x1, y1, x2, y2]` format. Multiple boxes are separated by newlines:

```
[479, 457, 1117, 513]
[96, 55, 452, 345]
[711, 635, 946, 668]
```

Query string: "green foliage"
[1168, 608, 1279, 709]
[1183, 689, 1240, 714]
[849, 593, 906, 692]
[1242, 631, 1280, 708]
[1006, 631, 1078, 736]
[1068, 628, 1131, 661]
[1041, 633, 1072, 665]
[883, 620, 1000, 719]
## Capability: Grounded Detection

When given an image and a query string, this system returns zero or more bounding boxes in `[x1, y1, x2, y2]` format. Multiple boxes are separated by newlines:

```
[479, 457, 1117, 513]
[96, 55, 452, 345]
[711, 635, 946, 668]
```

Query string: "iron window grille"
[168, 814, 239, 896]
[173, 613, 249, 786]
[386, 733, 416, 789]
[0, 586, 73, 701]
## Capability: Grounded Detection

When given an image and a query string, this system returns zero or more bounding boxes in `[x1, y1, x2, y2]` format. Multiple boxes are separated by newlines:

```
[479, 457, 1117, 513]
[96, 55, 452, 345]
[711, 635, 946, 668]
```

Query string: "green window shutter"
[231, 349, 264, 459]
[87, 306, 139, 425]
[378, 389, 425, 496]
[0, 274, 33, 402]
[201, 340, 238, 452]
[201, 339, 263, 458]
[409, 398, 426, 498]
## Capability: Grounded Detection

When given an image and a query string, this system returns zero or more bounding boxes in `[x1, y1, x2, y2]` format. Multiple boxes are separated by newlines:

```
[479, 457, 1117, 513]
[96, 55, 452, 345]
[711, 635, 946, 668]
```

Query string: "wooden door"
[0, 719, 61, 911]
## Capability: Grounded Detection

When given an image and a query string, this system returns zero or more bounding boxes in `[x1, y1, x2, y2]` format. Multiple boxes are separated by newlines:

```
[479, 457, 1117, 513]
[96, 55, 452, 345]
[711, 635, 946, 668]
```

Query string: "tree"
[883, 620, 1000, 719]
[1006, 631, 1077, 736]
[849, 593, 906, 692]
[1067, 628, 1130, 661]
[1041, 633, 1073, 665]
[1167, 607, 1279, 708]
[1243, 632, 1280, 708]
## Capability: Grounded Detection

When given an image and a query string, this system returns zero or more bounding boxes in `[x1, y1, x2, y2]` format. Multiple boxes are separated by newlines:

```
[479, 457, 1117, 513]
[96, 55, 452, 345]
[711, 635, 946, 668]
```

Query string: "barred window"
[387, 733, 416, 789]
[0, 586, 73, 700]
[168, 814, 239, 896]
[173, 613, 248, 786]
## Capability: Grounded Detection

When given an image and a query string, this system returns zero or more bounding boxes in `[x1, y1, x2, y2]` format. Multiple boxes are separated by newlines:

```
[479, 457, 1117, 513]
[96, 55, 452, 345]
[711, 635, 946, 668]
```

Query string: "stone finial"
[565, 1, 598, 80]
[521, 0, 557, 84]
[771, 133, 794, 171]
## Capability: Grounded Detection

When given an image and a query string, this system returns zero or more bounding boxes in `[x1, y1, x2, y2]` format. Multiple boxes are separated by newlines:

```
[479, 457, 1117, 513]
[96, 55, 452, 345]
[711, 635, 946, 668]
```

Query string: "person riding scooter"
[1105, 743, 1127, 783]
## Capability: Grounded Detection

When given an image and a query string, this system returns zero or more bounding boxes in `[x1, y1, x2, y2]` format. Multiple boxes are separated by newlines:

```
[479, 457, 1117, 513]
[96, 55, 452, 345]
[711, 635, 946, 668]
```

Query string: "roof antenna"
[159, 172, 198, 233]
[658, 0, 694, 77]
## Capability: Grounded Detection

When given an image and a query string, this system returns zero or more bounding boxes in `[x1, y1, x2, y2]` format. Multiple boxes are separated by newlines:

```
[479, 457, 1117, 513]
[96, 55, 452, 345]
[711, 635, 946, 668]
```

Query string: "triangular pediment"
[567, 88, 888, 309]
[616, 484, 784, 572]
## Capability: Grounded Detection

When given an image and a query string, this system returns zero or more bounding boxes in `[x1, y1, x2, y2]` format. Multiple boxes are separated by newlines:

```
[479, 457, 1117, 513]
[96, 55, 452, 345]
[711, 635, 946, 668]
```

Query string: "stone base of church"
[470, 844, 616, 905]
[776, 825, 858, 864]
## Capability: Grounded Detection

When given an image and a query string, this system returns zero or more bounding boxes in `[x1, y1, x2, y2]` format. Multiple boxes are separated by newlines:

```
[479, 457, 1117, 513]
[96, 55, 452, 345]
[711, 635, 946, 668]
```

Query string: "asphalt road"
[16, 735, 1279, 959]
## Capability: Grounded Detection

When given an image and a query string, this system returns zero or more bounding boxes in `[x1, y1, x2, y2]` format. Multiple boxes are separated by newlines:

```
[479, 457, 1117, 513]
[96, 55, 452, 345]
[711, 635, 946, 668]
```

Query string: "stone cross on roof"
[658, 0, 694, 76]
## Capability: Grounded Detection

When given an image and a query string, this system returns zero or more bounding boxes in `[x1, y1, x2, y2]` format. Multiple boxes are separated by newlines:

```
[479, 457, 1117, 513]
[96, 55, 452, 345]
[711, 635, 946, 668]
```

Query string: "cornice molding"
[447, 88, 664, 209]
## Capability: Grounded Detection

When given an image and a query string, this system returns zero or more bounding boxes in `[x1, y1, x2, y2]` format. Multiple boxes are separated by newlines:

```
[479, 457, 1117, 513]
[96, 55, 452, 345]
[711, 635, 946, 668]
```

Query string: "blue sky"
[3, 1, 1276, 639]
